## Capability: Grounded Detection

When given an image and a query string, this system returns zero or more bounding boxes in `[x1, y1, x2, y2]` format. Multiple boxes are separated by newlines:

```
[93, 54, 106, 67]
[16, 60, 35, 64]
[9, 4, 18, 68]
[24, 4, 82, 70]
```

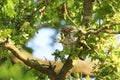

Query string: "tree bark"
[81, 0, 94, 27]
[1, 41, 98, 79]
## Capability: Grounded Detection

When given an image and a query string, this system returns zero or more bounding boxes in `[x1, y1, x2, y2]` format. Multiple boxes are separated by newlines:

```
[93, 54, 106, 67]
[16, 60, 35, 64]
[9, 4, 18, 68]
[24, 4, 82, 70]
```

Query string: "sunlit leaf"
[86, 75, 90, 80]
[2, 0, 16, 18]
[67, 0, 74, 8]
[1, 29, 12, 39]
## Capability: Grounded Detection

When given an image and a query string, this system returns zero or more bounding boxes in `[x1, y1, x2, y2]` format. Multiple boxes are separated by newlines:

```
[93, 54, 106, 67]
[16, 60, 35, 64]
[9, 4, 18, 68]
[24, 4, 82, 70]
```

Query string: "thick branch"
[56, 58, 73, 80]
[81, 0, 94, 27]
[0, 40, 98, 79]
[2, 41, 56, 80]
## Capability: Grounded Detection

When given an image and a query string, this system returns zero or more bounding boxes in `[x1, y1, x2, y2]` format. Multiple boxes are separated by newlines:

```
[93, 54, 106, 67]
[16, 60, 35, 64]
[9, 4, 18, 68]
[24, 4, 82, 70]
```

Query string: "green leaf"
[67, 0, 74, 8]
[73, 72, 79, 78]
[2, 0, 16, 18]
[1, 29, 12, 39]
[86, 75, 90, 80]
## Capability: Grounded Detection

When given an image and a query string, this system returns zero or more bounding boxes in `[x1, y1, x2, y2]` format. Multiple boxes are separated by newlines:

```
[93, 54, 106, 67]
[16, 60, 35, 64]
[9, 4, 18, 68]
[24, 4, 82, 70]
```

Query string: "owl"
[60, 25, 77, 47]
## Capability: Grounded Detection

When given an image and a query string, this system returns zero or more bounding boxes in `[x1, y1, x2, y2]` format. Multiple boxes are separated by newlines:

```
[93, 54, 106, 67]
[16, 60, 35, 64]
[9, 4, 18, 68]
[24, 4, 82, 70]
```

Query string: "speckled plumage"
[60, 25, 77, 47]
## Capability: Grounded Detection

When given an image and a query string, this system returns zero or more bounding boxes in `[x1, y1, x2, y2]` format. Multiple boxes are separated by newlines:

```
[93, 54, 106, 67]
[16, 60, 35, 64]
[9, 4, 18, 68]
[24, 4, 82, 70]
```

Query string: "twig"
[64, 3, 79, 29]
[86, 23, 120, 35]
[64, 3, 86, 35]
[103, 30, 120, 34]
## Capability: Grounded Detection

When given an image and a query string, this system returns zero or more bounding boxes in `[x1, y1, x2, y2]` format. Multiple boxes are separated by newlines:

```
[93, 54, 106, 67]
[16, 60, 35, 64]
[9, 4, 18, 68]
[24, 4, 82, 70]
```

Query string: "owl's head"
[61, 25, 76, 36]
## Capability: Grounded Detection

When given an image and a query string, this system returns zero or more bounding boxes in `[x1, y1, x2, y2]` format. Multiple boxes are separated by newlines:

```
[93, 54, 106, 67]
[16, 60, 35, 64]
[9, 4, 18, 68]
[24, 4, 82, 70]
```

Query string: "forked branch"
[0, 38, 97, 80]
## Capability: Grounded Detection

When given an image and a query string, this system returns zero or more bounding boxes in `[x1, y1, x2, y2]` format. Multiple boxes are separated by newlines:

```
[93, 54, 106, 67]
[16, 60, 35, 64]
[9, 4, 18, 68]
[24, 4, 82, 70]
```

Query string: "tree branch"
[55, 57, 73, 80]
[0, 39, 98, 79]
[64, 3, 87, 35]
[81, 0, 94, 27]
[86, 23, 120, 35]
[1, 39, 56, 80]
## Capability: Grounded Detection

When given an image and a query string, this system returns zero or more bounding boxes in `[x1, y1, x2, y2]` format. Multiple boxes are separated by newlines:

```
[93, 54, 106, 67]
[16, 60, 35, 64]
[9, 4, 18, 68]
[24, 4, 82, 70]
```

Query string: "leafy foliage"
[0, 59, 34, 80]
[0, 0, 120, 80]
[0, 58, 48, 80]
